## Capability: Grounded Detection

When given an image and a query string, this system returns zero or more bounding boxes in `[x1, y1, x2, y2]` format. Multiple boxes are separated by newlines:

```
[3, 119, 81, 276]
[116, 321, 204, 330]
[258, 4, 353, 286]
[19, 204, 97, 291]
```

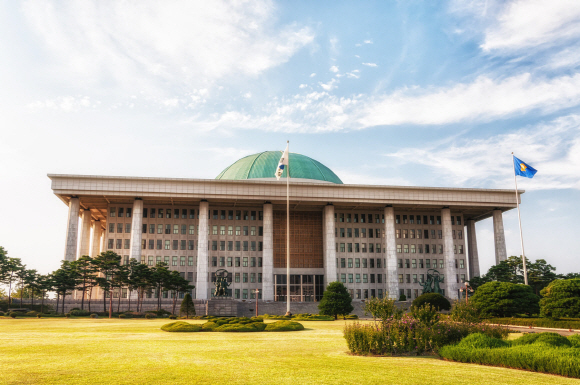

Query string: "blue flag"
[513, 156, 537, 178]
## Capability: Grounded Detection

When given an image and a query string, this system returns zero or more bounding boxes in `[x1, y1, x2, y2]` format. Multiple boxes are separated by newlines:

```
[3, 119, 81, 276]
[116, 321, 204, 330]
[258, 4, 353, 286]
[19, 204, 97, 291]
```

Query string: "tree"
[165, 271, 194, 315]
[71, 256, 97, 310]
[540, 279, 580, 318]
[412, 293, 451, 311]
[318, 281, 353, 320]
[2, 257, 24, 307]
[151, 262, 172, 311]
[559, 272, 580, 280]
[470, 281, 539, 317]
[51, 261, 78, 314]
[466, 275, 491, 290]
[527, 259, 557, 295]
[36, 274, 52, 314]
[92, 251, 122, 318]
[180, 293, 196, 318]
[129, 261, 152, 312]
[17, 269, 37, 308]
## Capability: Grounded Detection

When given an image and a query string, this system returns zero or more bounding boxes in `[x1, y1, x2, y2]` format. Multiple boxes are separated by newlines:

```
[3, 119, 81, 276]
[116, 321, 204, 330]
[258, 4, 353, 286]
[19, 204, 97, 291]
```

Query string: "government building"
[49, 151, 519, 303]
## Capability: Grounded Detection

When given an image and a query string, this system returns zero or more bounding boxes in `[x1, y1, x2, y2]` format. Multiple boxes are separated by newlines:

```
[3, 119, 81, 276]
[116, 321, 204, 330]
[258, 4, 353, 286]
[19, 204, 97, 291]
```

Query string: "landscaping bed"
[161, 316, 304, 332]
[488, 317, 580, 329]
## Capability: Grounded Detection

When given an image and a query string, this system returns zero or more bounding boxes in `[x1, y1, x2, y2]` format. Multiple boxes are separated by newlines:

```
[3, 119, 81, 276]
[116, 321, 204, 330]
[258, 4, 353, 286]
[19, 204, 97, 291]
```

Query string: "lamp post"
[459, 281, 473, 304]
[254, 289, 260, 317]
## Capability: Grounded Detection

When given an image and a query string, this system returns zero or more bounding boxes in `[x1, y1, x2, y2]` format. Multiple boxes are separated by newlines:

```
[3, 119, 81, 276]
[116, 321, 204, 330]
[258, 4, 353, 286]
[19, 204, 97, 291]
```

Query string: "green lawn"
[0, 318, 578, 385]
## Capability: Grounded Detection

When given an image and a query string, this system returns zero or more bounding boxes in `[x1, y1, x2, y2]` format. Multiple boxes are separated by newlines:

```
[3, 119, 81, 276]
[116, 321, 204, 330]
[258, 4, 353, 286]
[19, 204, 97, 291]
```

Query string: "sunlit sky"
[1, 0, 579, 276]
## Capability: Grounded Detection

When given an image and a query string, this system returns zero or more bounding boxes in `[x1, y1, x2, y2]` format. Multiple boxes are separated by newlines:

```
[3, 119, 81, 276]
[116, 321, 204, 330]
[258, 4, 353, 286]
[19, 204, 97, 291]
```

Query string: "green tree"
[470, 281, 539, 317]
[318, 281, 353, 320]
[71, 256, 97, 310]
[36, 274, 53, 313]
[165, 271, 194, 315]
[540, 279, 580, 318]
[559, 272, 580, 279]
[363, 296, 402, 322]
[527, 259, 557, 295]
[17, 269, 37, 308]
[51, 261, 78, 314]
[2, 257, 24, 307]
[180, 293, 196, 318]
[92, 251, 122, 317]
[151, 262, 172, 311]
[466, 275, 491, 290]
[129, 260, 152, 312]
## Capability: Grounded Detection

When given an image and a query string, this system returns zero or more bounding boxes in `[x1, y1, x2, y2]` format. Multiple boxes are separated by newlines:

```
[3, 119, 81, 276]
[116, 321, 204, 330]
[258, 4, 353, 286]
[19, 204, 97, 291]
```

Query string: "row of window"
[336, 228, 382, 238]
[335, 213, 384, 223]
[211, 256, 263, 268]
[396, 229, 463, 239]
[338, 257, 384, 269]
[398, 273, 467, 283]
[144, 255, 195, 266]
[338, 273, 383, 284]
[109, 223, 265, 237]
[395, 215, 462, 226]
[336, 243, 383, 253]
[396, 244, 464, 254]
[108, 239, 265, 251]
[109, 207, 264, 221]
[398, 258, 466, 269]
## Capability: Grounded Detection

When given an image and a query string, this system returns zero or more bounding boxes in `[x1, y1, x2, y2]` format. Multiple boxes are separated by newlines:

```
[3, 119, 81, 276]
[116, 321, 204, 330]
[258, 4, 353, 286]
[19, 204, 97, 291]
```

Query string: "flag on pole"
[275, 144, 289, 180]
[513, 156, 538, 178]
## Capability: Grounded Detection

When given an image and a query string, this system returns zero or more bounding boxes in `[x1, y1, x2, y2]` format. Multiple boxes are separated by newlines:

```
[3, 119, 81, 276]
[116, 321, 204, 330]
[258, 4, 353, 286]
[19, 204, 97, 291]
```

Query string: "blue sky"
[0, 0, 578, 276]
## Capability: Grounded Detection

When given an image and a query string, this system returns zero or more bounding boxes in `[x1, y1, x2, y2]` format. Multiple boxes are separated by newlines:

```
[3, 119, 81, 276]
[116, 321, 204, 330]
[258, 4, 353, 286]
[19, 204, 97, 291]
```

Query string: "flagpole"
[512, 152, 528, 285]
[286, 140, 291, 316]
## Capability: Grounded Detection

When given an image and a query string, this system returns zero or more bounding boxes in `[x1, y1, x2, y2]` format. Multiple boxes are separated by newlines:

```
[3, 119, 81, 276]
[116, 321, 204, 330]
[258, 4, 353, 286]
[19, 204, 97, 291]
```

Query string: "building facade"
[50, 151, 519, 302]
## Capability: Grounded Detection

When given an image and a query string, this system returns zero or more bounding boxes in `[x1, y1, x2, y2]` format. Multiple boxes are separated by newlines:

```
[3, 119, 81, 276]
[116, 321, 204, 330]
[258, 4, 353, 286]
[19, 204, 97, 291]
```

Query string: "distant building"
[49, 151, 518, 302]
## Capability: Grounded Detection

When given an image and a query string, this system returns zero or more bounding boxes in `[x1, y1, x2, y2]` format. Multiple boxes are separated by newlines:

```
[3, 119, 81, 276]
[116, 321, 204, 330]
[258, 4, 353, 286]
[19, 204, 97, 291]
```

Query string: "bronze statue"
[213, 269, 231, 298]
[420, 269, 445, 295]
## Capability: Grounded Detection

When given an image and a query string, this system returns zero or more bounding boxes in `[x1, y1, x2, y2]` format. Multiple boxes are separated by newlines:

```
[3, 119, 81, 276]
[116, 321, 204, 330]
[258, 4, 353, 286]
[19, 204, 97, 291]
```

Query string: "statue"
[213, 269, 231, 298]
[420, 269, 445, 295]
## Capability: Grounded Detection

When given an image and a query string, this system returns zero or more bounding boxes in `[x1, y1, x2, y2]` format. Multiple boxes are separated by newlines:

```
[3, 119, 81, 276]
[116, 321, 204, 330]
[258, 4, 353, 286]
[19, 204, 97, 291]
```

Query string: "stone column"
[323, 204, 337, 286]
[466, 219, 480, 278]
[78, 209, 92, 259]
[442, 208, 458, 299]
[196, 200, 209, 300]
[262, 203, 274, 301]
[64, 197, 80, 261]
[492, 209, 507, 264]
[129, 198, 144, 263]
[384, 206, 398, 299]
[90, 220, 102, 258]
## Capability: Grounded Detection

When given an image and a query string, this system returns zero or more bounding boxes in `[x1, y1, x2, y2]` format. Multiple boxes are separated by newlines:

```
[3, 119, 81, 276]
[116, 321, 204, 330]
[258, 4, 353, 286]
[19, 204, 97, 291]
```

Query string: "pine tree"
[318, 281, 353, 320]
[180, 293, 196, 319]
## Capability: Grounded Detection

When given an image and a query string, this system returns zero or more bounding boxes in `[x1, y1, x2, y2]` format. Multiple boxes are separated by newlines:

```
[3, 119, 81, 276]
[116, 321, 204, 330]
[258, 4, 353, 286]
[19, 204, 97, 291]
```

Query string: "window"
[172, 240, 178, 250]
[188, 256, 194, 266]
[117, 223, 123, 233]
[406, 274, 411, 283]
[251, 257, 256, 267]
[460, 259, 465, 268]
[348, 258, 353, 268]
[397, 244, 402, 253]
[403, 244, 409, 253]
[376, 244, 381, 253]
[369, 243, 374, 253]
[417, 230, 422, 239]
[109, 207, 116, 217]
[235, 241, 241, 251]
[243, 211, 249, 220]
[188, 240, 194, 250]
[356, 274, 361, 283]
[227, 241, 233, 251]
[410, 229, 415, 239]
[458, 245, 464, 254]
[354, 243, 360, 253]
[403, 229, 408, 239]
[412, 259, 417, 268]
[419, 259, 424, 268]
[163, 224, 170, 235]
[341, 274, 346, 283]
[362, 243, 367, 253]
[180, 240, 186, 250]
[220, 226, 226, 236]
[411, 244, 416, 253]
[347, 243, 352, 252]
[405, 259, 410, 268]
[438, 230, 442, 239]
[347, 228, 352, 237]
[109, 223, 115, 233]
[340, 228, 345, 237]
[156, 240, 162, 250]
[354, 228, 359, 238]
[438, 245, 443, 254]
[220, 241, 225, 251]
[212, 225, 218, 235]
[439, 259, 444, 269]
[219, 256, 225, 267]
[157, 209, 163, 218]
[243, 241, 248, 251]
[148, 239, 154, 250]
[211, 241, 217, 251]
[362, 258, 367, 268]
[426, 259, 431, 268]
[340, 243, 345, 252]
[457, 217, 462, 225]
[258, 257, 262, 267]
[395, 215, 400, 224]
[236, 226, 241, 236]
[376, 258, 381, 268]
[363, 274, 368, 283]
[396, 229, 401, 239]
[243, 226, 249, 236]
[108, 239, 114, 249]
[235, 257, 240, 267]
[398, 274, 403, 283]
[243, 257, 248, 267]
[340, 258, 346, 268]
[354, 258, 360, 268]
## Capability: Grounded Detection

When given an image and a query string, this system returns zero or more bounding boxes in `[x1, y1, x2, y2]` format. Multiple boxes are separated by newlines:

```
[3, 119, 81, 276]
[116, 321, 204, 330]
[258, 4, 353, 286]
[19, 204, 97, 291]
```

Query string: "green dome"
[216, 151, 343, 184]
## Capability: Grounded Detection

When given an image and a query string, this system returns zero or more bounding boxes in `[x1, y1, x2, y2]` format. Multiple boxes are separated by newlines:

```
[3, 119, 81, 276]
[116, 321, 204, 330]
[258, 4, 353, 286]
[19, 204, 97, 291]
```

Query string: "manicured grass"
[0, 318, 578, 385]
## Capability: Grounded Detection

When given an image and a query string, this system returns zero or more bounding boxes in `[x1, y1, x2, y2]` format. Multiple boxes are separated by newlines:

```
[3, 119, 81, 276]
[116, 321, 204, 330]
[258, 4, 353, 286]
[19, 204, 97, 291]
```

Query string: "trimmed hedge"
[70, 309, 90, 317]
[412, 293, 451, 311]
[489, 317, 580, 329]
[215, 322, 267, 332]
[265, 320, 305, 332]
[439, 332, 580, 378]
[161, 321, 202, 332]
[455, 333, 509, 349]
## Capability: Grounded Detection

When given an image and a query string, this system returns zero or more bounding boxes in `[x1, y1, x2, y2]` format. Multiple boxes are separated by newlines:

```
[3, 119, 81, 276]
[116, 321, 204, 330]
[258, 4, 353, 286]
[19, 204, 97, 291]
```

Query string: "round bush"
[265, 320, 305, 332]
[169, 315, 177, 320]
[145, 313, 156, 319]
[568, 334, 580, 348]
[470, 282, 539, 317]
[534, 332, 571, 347]
[9, 312, 17, 318]
[412, 293, 451, 311]
[201, 321, 217, 331]
[36, 314, 41, 318]
[118, 314, 126, 319]
[457, 333, 509, 349]
[540, 279, 580, 318]
[161, 321, 202, 332]
[215, 322, 266, 332]
[25, 311, 39, 317]
[65, 313, 71, 318]
[511, 333, 541, 346]
[70, 309, 90, 317]
[90, 313, 98, 319]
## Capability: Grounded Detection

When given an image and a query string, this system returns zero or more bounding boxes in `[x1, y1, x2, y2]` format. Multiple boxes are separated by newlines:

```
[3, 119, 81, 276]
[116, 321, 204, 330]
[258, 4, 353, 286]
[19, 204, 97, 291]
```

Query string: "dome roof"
[216, 151, 343, 184]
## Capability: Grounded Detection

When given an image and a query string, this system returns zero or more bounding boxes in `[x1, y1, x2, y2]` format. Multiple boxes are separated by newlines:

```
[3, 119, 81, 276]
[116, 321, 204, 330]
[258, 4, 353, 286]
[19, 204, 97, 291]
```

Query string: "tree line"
[0, 246, 194, 316]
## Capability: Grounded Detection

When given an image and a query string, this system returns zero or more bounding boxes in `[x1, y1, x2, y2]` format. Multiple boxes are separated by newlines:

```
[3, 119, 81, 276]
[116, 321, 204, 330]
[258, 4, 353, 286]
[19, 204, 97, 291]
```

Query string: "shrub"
[410, 304, 439, 326]
[169, 315, 177, 320]
[568, 334, 580, 348]
[456, 333, 509, 349]
[364, 297, 403, 321]
[161, 321, 202, 332]
[450, 301, 482, 323]
[70, 309, 90, 317]
[344, 314, 358, 320]
[90, 313, 98, 319]
[25, 311, 39, 317]
[412, 293, 451, 311]
[439, 341, 580, 378]
[470, 282, 539, 317]
[65, 313, 71, 318]
[9, 312, 17, 318]
[202, 322, 217, 331]
[510, 332, 541, 346]
[0, 311, 4, 316]
[318, 282, 354, 320]
[37, 314, 41, 318]
[292, 314, 334, 321]
[145, 313, 156, 319]
[265, 321, 304, 332]
[118, 314, 126, 319]
[540, 279, 580, 318]
[534, 332, 571, 347]
[123, 312, 145, 318]
[215, 322, 267, 332]
[180, 293, 196, 319]
[399, 294, 407, 301]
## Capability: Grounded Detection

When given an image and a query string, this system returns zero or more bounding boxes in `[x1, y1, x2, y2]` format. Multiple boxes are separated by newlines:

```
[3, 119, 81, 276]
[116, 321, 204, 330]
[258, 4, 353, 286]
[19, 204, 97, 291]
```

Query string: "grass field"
[0, 319, 578, 385]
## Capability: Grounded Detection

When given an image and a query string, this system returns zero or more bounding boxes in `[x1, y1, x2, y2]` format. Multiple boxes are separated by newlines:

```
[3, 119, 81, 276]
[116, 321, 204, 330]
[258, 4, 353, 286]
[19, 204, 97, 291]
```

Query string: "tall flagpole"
[511, 152, 528, 285]
[286, 140, 291, 315]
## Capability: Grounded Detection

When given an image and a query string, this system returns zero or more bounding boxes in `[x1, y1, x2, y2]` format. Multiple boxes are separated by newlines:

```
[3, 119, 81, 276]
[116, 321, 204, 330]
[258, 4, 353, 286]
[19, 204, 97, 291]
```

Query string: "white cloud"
[27, 96, 95, 112]
[544, 46, 580, 69]
[362, 62, 377, 67]
[319, 78, 339, 91]
[22, 0, 314, 95]
[452, 0, 580, 53]
[310, 73, 316, 77]
[387, 114, 580, 190]
[329, 65, 339, 73]
[363, 39, 373, 44]
[298, 84, 308, 89]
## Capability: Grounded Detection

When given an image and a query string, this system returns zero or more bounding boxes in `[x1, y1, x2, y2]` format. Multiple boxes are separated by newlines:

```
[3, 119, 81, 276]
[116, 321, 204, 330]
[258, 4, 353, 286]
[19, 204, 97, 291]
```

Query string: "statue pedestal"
[207, 299, 239, 317]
